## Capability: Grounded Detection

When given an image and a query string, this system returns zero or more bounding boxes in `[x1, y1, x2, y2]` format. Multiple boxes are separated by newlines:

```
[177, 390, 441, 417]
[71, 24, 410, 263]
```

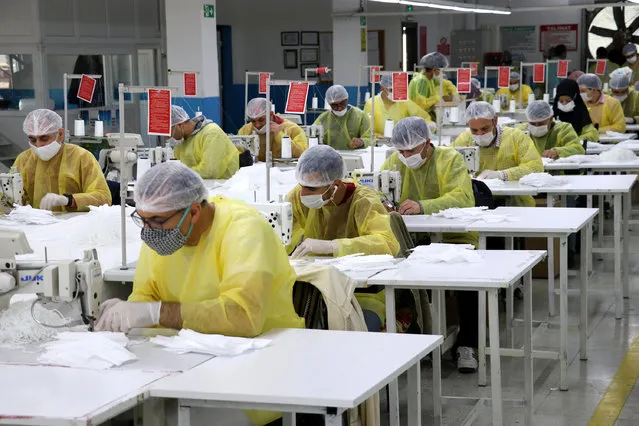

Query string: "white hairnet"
[23, 109, 63, 136]
[419, 52, 448, 69]
[246, 97, 271, 119]
[623, 43, 637, 56]
[577, 73, 602, 90]
[380, 74, 393, 88]
[526, 100, 553, 122]
[391, 117, 430, 150]
[471, 78, 481, 89]
[466, 101, 496, 120]
[610, 67, 633, 89]
[325, 85, 349, 104]
[295, 145, 347, 187]
[171, 105, 190, 126]
[134, 161, 208, 213]
[510, 72, 520, 80]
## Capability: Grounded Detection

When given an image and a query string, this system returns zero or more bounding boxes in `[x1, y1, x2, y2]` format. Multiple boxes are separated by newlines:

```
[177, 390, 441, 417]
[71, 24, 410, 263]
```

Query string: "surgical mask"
[472, 130, 495, 147]
[557, 101, 575, 113]
[332, 107, 348, 117]
[29, 141, 62, 161]
[509, 84, 520, 91]
[140, 207, 194, 256]
[628, 55, 637, 64]
[300, 186, 337, 209]
[254, 125, 267, 135]
[580, 92, 591, 102]
[528, 124, 549, 137]
[398, 145, 427, 169]
[613, 94, 629, 103]
[167, 137, 182, 146]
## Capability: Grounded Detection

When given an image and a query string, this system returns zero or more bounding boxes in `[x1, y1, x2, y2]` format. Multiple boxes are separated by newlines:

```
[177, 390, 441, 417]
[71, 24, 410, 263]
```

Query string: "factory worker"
[453, 102, 543, 207]
[287, 145, 399, 332]
[409, 52, 458, 118]
[577, 73, 626, 133]
[471, 78, 494, 104]
[609, 68, 639, 124]
[381, 116, 479, 373]
[623, 43, 639, 85]
[13, 109, 110, 211]
[313, 85, 371, 150]
[587, 47, 618, 83]
[553, 79, 599, 142]
[238, 98, 308, 162]
[496, 72, 534, 107]
[516, 101, 584, 159]
[169, 105, 239, 179]
[364, 74, 434, 136]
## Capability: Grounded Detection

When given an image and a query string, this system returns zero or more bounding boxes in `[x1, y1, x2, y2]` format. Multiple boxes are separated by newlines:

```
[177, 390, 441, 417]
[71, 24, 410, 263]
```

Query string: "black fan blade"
[630, 34, 639, 44]
[590, 26, 617, 38]
[614, 7, 627, 31]
[628, 15, 639, 35]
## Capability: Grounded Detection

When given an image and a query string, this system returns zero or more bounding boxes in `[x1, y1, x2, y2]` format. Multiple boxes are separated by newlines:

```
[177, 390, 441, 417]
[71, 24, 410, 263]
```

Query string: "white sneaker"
[456, 346, 478, 374]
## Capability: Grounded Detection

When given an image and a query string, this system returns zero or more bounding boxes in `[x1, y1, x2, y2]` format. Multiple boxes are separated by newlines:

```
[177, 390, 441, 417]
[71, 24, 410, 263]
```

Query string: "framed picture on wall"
[301, 31, 319, 46]
[281, 32, 299, 46]
[283, 50, 298, 69]
[301, 63, 319, 79]
[300, 48, 319, 63]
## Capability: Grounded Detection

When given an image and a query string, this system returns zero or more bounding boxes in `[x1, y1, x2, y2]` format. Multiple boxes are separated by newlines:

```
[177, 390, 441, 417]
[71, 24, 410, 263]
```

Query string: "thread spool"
[492, 100, 501, 113]
[509, 100, 516, 113]
[312, 97, 318, 109]
[271, 104, 275, 113]
[195, 110, 202, 117]
[281, 136, 292, 159]
[384, 120, 394, 138]
[528, 94, 535, 106]
[543, 93, 550, 103]
[94, 121, 104, 137]
[449, 107, 459, 123]
[137, 158, 151, 181]
[365, 92, 371, 102]
[74, 120, 85, 137]
[553, 88, 557, 99]
[324, 99, 330, 110]
[603, 82, 609, 92]
[309, 137, 319, 148]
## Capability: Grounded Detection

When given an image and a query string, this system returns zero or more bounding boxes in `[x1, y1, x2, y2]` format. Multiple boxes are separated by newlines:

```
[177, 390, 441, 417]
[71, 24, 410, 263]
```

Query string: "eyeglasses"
[130, 209, 185, 229]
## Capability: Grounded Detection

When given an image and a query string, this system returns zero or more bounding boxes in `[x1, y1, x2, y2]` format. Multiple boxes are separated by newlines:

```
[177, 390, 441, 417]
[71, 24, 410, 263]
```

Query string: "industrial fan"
[587, 5, 639, 61]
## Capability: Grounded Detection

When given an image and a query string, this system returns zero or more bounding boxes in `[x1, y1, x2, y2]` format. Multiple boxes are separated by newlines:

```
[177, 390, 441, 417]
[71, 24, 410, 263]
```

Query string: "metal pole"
[520, 63, 524, 108]
[370, 78, 375, 171]
[483, 67, 488, 102]
[265, 78, 272, 201]
[244, 71, 249, 123]
[118, 83, 127, 269]
[438, 72, 443, 146]
[63, 73, 69, 141]
[304, 69, 310, 126]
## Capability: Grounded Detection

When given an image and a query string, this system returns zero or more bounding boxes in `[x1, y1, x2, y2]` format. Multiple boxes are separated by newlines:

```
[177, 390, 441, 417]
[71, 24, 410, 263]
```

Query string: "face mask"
[557, 101, 575, 113]
[398, 144, 427, 169]
[140, 207, 194, 256]
[300, 186, 337, 209]
[628, 55, 637, 64]
[30, 141, 62, 161]
[167, 137, 182, 146]
[613, 94, 629, 103]
[509, 84, 520, 91]
[332, 107, 348, 117]
[472, 130, 495, 147]
[254, 125, 267, 135]
[528, 124, 549, 137]
[580, 92, 591, 102]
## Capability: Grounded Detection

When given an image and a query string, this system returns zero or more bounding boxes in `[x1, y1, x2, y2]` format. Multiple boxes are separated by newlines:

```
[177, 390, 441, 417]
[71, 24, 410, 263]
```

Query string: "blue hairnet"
[510, 72, 520, 80]
[325, 85, 349, 103]
[526, 100, 553, 122]
[419, 52, 448, 69]
[135, 161, 208, 213]
[623, 43, 637, 56]
[610, 67, 633, 89]
[577, 73, 602, 90]
[246, 97, 271, 119]
[23, 109, 63, 136]
[171, 105, 190, 126]
[295, 145, 347, 187]
[390, 117, 430, 150]
[380, 74, 393, 88]
[466, 101, 496, 120]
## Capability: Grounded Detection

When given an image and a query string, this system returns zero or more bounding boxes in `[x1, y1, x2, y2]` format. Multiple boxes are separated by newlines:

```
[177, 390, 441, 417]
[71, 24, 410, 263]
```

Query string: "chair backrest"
[238, 149, 254, 168]
[106, 180, 121, 206]
[389, 211, 415, 258]
[292, 281, 327, 330]
[471, 179, 496, 210]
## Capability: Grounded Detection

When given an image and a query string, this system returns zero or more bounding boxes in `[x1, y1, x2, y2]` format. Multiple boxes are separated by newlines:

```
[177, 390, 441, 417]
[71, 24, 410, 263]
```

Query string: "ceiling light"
[369, 0, 511, 15]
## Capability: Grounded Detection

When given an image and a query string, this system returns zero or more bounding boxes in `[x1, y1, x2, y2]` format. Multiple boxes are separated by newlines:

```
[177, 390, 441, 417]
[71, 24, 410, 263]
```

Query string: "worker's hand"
[477, 169, 501, 180]
[626, 117, 636, 124]
[39, 193, 68, 210]
[428, 122, 438, 133]
[349, 138, 365, 149]
[269, 121, 283, 134]
[291, 238, 338, 259]
[94, 299, 161, 333]
[542, 149, 559, 159]
[398, 200, 422, 215]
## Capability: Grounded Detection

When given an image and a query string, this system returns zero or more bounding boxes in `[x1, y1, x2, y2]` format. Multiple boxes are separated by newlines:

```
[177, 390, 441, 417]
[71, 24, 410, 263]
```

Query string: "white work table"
[587, 141, 639, 154]
[482, 181, 540, 197]
[598, 133, 637, 143]
[401, 214, 470, 233]
[369, 250, 547, 426]
[626, 124, 639, 132]
[545, 160, 639, 172]
[150, 328, 444, 426]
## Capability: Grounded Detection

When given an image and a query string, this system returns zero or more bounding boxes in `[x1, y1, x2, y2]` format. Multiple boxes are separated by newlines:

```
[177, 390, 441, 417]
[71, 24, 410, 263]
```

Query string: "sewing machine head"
[250, 201, 293, 245]
[454, 146, 480, 176]
[352, 170, 402, 207]
[301, 124, 324, 145]
[0, 171, 24, 212]
[229, 135, 260, 158]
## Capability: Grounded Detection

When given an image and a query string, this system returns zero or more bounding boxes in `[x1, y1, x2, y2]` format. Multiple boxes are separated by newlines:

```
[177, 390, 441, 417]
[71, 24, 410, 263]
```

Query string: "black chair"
[239, 150, 254, 168]
[106, 180, 120, 206]
[292, 281, 327, 330]
[471, 178, 496, 209]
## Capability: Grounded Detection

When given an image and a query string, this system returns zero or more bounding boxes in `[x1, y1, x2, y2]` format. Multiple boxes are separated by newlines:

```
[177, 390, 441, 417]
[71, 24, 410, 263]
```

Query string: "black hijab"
[553, 79, 592, 136]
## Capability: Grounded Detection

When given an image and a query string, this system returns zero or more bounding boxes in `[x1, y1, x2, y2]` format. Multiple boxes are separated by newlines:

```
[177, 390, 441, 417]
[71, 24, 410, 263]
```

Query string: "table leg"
[580, 225, 589, 361]
[598, 194, 604, 247]
[488, 289, 503, 426]
[587, 196, 593, 275]
[407, 362, 422, 426]
[559, 235, 568, 391]
[178, 403, 190, 426]
[478, 290, 487, 387]
[547, 195, 556, 317]
[524, 271, 533, 426]
[506, 237, 514, 348]
[614, 194, 623, 320]
[623, 192, 631, 299]
[324, 415, 341, 426]
[283, 413, 296, 426]
[432, 290, 443, 425]
[143, 398, 165, 426]
[385, 288, 400, 426]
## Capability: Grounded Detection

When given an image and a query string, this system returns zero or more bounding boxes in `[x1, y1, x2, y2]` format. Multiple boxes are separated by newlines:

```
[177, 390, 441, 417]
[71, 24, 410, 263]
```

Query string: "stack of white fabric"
[520, 173, 567, 188]
[598, 147, 637, 162]
[406, 243, 482, 264]
[150, 329, 271, 356]
[38, 332, 137, 369]
[552, 155, 599, 164]
[432, 206, 517, 223]
[604, 131, 628, 139]
[208, 163, 297, 203]
[5, 205, 59, 225]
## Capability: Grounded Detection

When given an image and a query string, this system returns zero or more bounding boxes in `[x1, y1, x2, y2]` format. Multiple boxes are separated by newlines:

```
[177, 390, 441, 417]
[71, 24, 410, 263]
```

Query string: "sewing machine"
[354, 170, 402, 206]
[252, 201, 293, 246]
[0, 171, 24, 212]
[454, 146, 480, 175]
[137, 146, 173, 167]
[301, 125, 324, 146]
[229, 135, 260, 158]
[98, 133, 144, 181]
[0, 229, 104, 328]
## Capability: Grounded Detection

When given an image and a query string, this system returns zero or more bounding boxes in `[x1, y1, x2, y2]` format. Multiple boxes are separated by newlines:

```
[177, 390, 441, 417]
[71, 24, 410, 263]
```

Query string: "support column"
[333, 0, 368, 102]
[165, 0, 221, 123]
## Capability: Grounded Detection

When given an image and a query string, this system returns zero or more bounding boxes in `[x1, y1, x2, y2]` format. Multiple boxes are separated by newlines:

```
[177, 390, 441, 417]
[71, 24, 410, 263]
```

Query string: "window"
[0, 54, 35, 110]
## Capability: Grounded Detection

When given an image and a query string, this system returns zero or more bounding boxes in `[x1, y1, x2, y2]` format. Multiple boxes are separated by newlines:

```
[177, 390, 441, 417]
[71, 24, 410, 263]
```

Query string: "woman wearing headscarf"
[553, 79, 599, 142]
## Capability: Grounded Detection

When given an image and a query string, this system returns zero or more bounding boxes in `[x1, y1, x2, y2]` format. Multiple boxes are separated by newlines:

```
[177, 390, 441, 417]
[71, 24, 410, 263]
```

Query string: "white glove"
[626, 117, 635, 124]
[291, 238, 338, 259]
[478, 169, 501, 180]
[39, 193, 68, 210]
[428, 122, 438, 133]
[94, 299, 161, 333]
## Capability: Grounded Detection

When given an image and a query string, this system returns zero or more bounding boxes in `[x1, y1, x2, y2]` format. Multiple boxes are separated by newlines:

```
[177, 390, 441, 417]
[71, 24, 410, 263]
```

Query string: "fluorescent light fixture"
[370, 0, 511, 15]
[402, 27, 408, 72]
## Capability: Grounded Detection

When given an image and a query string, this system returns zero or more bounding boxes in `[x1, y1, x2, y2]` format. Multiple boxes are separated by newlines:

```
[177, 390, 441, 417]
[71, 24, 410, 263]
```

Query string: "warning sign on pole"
[470, 63, 479, 77]
[456, 69, 472, 93]
[285, 82, 310, 114]
[77, 75, 97, 103]
[258, 73, 270, 94]
[183, 73, 197, 97]
[370, 66, 381, 84]
[498, 67, 511, 88]
[556, 60, 569, 78]
[533, 64, 546, 83]
[392, 72, 409, 102]
[147, 89, 172, 136]
[595, 60, 607, 76]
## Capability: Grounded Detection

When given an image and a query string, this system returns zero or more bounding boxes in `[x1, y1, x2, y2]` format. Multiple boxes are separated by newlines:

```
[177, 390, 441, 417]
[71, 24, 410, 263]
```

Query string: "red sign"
[419, 27, 427, 58]
[183, 72, 197, 97]
[316, 67, 329, 74]
[595, 60, 607, 76]
[285, 82, 310, 114]
[147, 89, 172, 136]
[556, 60, 569, 78]
[258, 73, 270, 94]
[77, 75, 97, 103]
[437, 37, 450, 56]
[533, 63, 546, 83]
[498, 67, 511, 88]
[370, 66, 381, 84]
[539, 24, 578, 53]
[456, 69, 472, 93]
[392, 72, 409, 102]
[470, 63, 479, 77]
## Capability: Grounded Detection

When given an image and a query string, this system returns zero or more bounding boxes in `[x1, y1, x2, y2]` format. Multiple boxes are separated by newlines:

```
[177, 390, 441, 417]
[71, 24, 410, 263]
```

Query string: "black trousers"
[456, 290, 479, 348]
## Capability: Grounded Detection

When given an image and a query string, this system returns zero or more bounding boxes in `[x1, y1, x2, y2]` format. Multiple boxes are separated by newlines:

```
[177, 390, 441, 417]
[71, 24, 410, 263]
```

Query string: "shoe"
[456, 346, 478, 374]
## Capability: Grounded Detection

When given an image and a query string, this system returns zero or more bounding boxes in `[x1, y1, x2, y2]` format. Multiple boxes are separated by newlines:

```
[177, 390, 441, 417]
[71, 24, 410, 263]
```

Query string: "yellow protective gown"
[480, 90, 495, 104]
[313, 106, 371, 150]
[620, 90, 639, 123]
[408, 72, 439, 114]
[515, 121, 585, 157]
[588, 62, 618, 83]
[381, 146, 477, 247]
[174, 122, 239, 179]
[453, 127, 543, 207]
[586, 94, 626, 133]
[624, 60, 639, 85]
[580, 124, 600, 142]
[496, 84, 534, 106]
[364, 94, 432, 136]
[238, 118, 308, 162]
[13, 143, 111, 211]
[130, 195, 304, 426]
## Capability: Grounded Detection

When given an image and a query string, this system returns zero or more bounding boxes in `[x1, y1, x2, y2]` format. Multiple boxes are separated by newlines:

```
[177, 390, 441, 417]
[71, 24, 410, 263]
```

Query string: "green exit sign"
[406, 5, 413, 12]
[203, 4, 215, 18]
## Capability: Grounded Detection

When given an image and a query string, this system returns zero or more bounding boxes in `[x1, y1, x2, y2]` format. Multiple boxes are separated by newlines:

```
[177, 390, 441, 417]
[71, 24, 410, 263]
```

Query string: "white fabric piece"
[407, 243, 482, 263]
[313, 254, 397, 272]
[477, 178, 505, 187]
[431, 206, 518, 223]
[520, 173, 567, 188]
[605, 131, 627, 138]
[150, 329, 271, 356]
[541, 157, 554, 165]
[617, 140, 639, 148]
[0, 301, 74, 348]
[38, 331, 136, 369]
[553, 155, 599, 164]
[208, 163, 298, 203]
[598, 147, 637, 162]
[586, 142, 612, 151]
[5, 205, 59, 225]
